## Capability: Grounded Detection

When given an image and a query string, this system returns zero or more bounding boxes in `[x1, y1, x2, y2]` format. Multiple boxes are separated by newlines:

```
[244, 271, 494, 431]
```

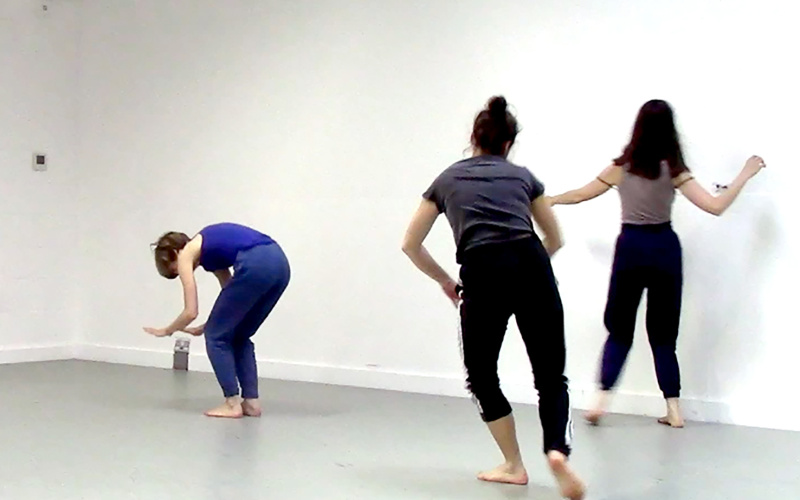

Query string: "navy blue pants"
[205, 243, 290, 399]
[459, 237, 573, 456]
[600, 223, 682, 399]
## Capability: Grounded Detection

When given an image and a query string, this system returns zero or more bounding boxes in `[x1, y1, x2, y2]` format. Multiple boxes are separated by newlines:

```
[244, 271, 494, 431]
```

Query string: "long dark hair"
[614, 99, 689, 179]
[471, 96, 519, 157]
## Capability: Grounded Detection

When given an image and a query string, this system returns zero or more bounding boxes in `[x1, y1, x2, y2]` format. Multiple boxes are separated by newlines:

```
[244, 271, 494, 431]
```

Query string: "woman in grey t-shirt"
[402, 96, 585, 500]
[551, 99, 765, 427]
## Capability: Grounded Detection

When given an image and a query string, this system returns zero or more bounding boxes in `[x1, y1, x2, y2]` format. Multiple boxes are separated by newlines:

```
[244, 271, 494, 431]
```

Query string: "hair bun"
[487, 96, 508, 118]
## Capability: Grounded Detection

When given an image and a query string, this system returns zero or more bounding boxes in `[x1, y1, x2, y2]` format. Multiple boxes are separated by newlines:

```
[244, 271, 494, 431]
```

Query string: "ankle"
[225, 397, 241, 407]
[592, 390, 611, 409]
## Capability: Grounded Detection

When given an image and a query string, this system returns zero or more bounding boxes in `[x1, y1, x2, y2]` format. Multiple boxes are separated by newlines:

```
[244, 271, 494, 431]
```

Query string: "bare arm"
[550, 165, 622, 205]
[531, 196, 564, 257]
[163, 239, 201, 335]
[401, 200, 455, 285]
[678, 155, 766, 216]
[402, 200, 460, 305]
[178, 268, 231, 335]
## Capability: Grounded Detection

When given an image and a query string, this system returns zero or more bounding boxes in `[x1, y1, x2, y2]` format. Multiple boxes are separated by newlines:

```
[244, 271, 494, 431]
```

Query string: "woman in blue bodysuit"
[144, 223, 290, 418]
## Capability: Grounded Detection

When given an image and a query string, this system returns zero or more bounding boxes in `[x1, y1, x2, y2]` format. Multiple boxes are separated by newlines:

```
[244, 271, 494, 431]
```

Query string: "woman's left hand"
[143, 327, 170, 337]
[183, 325, 205, 336]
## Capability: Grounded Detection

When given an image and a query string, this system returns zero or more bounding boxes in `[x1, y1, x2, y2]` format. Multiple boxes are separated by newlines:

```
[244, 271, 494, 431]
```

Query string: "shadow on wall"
[679, 197, 779, 423]
[586, 238, 616, 265]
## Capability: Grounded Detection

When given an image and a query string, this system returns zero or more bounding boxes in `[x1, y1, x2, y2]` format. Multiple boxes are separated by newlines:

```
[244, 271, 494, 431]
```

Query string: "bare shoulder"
[599, 164, 623, 186]
[180, 235, 203, 262]
[188, 234, 203, 249]
[673, 171, 694, 188]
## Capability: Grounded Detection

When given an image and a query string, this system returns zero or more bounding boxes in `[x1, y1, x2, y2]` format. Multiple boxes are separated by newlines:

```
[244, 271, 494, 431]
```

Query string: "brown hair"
[471, 96, 519, 157]
[151, 231, 190, 279]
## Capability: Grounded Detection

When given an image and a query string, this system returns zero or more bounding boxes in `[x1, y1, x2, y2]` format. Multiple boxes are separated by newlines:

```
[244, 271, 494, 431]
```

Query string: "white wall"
[73, 0, 800, 430]
[0, 0, 81, 362]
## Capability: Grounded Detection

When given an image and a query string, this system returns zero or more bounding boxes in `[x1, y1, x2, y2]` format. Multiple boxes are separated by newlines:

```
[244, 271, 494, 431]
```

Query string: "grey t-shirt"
[423, 155, 544, 262]
[618, 161, 676, 225]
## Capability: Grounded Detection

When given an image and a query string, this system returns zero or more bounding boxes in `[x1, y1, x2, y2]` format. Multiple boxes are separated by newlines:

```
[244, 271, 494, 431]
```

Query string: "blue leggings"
[205, 243, 290, 399]
[600, 223, 682, 399]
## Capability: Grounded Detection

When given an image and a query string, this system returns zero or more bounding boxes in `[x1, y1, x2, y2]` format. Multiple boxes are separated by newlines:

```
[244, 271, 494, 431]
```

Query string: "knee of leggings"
[467, 379, 501, 398]
[605, 328, 635, 347]
[466, 370, 500, 393]
[205, 337, 229, 350]
[534, 374, 567, 394]
[649, 339, 677, 350]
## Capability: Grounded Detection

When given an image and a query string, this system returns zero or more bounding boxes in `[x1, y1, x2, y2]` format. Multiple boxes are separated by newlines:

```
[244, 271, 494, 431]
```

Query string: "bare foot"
[585, 409, 604, 426]
[658, 398, 684, 428]
[242, 399, 262, 417]
[477, 462, 529, 486]
[547, 451, 586, 500]
[657, 415, 685, 428]
[204, 400, 244, 419]
[585, 390, 610, 426]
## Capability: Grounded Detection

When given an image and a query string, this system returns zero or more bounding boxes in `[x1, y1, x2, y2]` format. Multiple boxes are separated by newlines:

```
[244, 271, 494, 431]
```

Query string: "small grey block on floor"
[0, 360, 798, 499]
[172, 338, 190, 371]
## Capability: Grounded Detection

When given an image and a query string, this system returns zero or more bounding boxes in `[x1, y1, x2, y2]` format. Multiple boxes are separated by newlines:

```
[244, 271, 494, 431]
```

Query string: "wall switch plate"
[173, 338, 190, 371]
[32, 153, 47, 172]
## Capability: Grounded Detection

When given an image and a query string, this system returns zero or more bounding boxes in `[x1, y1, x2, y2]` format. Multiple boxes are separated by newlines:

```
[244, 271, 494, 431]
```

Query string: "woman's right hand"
[743, 155, 766, 179]
[440, 279, 461, 307]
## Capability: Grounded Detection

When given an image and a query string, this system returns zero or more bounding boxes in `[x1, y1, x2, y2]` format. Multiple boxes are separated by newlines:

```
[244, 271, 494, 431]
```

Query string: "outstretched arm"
[401, 200, 459, 305]
[550, 165, 622, 205]
[677, 155, 766, 216]
[144, 238, 201, 337]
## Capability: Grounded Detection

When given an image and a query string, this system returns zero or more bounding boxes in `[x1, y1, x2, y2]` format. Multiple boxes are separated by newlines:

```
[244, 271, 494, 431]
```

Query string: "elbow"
[546, 235, 564, 255]
[184, 309, 198, 323]
[401, 240, 419, 256]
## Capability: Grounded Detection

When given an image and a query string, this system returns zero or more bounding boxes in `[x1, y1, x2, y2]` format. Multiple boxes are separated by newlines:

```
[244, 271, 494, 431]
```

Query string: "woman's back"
[424, 155, 543, 261]
[198, 223, 274, 272]
[618, 162, 675, 225]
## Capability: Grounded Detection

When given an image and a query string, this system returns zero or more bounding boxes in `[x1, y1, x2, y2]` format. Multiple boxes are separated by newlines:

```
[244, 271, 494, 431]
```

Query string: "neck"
[473, 149, 505, 158]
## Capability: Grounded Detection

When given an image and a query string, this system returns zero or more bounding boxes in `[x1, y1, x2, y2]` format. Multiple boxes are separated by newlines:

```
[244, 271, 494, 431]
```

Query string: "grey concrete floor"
[0, 361, 798, 499]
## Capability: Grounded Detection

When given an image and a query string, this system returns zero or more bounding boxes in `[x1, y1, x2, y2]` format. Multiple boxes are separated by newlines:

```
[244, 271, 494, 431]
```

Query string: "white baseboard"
[74, 343, 748, 425]
[2, 343, 792, 430]
[0, 344, 74, 364]
[75, 342, 470, 394]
